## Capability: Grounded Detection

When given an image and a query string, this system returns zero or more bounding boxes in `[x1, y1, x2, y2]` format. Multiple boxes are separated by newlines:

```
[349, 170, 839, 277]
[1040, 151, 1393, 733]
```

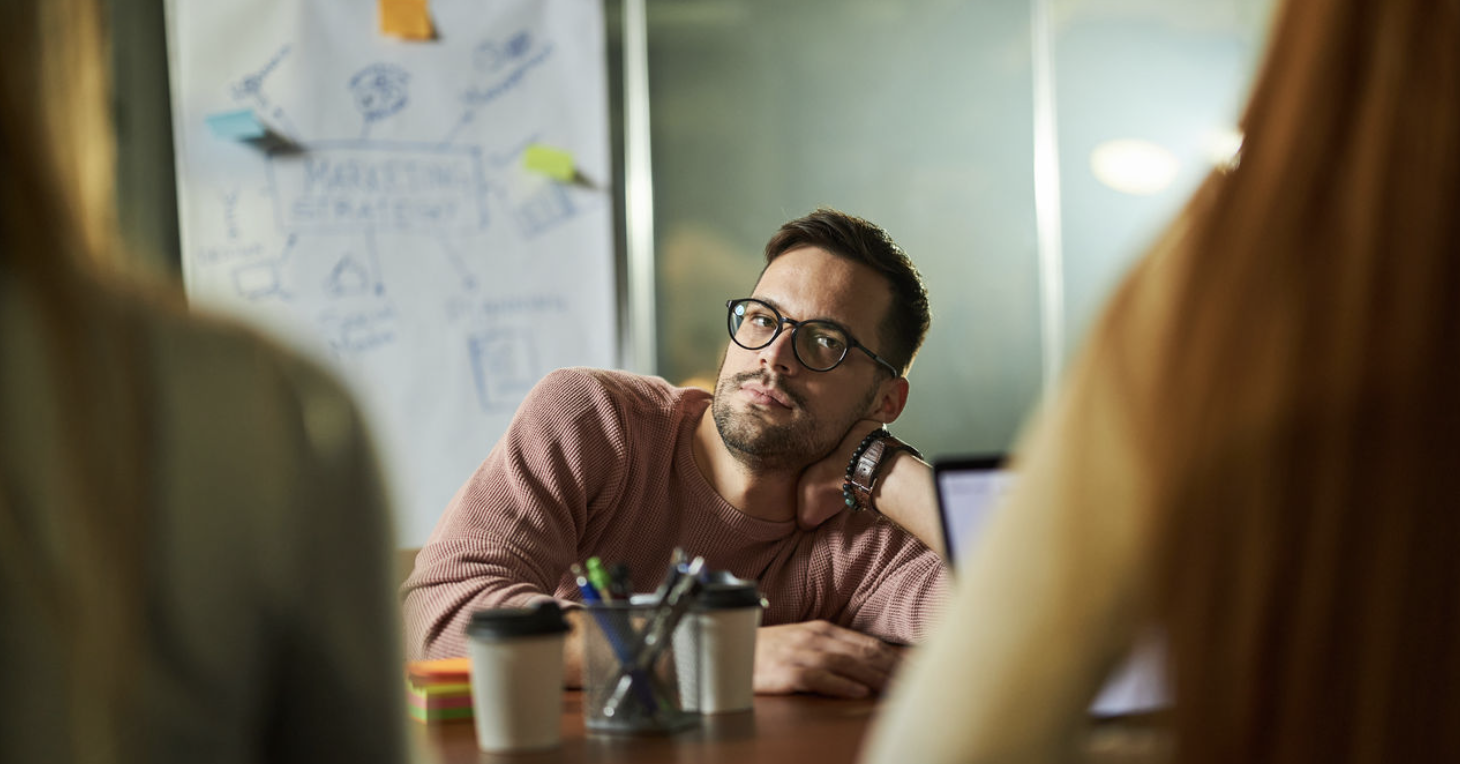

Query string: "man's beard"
[711, 369, 877, 472]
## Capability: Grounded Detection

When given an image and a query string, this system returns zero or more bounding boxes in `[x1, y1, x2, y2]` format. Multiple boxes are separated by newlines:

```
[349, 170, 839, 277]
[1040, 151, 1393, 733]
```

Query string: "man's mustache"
[727, 370, 808, 409]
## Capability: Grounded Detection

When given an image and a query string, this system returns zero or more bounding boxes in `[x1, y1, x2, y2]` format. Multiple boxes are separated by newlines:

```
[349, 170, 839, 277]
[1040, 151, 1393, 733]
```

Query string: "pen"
[607, 562, 632, 600]
[603, 555, 706, 717]
[585, 557, 615, 603]
[574, 562, 664, 714]
[571, 563, 603, 603]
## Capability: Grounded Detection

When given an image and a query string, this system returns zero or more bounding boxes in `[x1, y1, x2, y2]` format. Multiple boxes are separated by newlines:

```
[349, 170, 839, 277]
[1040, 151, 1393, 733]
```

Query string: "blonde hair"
[0, 2, 152, 762]
[1104, 0, 1460, 759]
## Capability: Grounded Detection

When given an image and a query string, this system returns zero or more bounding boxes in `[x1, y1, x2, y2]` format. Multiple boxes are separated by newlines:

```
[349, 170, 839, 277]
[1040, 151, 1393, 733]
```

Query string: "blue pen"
[573, 563, 662, 714]
[571, 563, 603, 602]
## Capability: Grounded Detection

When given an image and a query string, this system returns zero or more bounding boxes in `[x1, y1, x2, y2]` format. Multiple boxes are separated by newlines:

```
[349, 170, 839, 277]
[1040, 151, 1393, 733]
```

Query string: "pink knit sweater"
[401, 367, 947, 660]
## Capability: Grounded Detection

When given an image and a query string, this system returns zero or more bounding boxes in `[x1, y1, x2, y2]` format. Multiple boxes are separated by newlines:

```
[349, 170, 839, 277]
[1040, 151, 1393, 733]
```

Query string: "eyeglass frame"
[725, 298, 901, 378]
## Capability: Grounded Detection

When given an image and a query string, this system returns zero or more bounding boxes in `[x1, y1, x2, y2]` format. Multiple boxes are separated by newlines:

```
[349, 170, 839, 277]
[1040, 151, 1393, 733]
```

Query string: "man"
[403, 208, 947, 698]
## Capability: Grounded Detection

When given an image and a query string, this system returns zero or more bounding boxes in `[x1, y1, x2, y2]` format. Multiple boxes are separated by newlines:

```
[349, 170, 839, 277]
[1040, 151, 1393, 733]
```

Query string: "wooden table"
[413, 691, 1171, 764]
[414, 690, 879, 763]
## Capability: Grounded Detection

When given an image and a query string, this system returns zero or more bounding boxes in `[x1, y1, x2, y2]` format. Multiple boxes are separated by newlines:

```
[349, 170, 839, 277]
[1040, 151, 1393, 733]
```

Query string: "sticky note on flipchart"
[523, 144, 576, 181]
[205, 109, 267, 140]
[380, 0, 434, 40]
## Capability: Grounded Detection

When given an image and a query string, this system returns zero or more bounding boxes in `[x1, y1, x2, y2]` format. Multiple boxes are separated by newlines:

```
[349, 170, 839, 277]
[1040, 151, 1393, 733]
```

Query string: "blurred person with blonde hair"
[0, 2, 406, 762]
[864, 0, 1460, 761]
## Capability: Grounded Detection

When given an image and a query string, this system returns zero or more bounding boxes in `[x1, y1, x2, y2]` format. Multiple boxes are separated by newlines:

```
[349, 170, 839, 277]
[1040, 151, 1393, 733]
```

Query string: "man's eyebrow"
[750, 296, 851, 329]
[752, 296, 788, 314]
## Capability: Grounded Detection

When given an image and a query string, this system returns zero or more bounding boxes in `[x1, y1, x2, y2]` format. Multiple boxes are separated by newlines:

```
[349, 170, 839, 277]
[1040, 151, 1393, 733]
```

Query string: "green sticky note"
[523, 144, 575, 181]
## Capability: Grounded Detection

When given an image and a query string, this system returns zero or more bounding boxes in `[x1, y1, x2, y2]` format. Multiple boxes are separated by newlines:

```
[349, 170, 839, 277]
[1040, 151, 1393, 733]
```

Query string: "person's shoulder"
[137, 290, 364, 459]
[533, 367, 700, 416]
[149, 295, 339, 387]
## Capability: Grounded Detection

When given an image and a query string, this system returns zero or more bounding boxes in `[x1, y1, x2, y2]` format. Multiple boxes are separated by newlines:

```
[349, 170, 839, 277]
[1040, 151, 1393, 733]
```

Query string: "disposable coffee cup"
[673, 573, 763, 714]
[465, 601, 570, 752]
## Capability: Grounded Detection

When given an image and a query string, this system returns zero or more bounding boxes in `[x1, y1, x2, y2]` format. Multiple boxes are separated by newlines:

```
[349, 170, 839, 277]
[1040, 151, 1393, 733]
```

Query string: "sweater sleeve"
[401, 368, 630, 659]
[812, 515, 949, 644]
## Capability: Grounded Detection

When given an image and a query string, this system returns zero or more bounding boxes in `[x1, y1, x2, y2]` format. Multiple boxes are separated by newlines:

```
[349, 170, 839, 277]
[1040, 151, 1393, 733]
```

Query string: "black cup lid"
[467, 601, 570, 640]
[697, 571, 763, 610]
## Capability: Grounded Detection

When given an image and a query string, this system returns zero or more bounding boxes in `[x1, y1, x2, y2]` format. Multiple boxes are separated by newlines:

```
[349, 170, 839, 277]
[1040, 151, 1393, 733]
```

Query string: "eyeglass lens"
[729, 300, 850, 371]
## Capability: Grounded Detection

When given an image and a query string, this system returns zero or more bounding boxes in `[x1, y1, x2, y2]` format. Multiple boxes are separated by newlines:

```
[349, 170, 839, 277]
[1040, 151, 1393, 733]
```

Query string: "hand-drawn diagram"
[267, 141, 487, 234]
[169, 0, 613, 546]
[209, 34, 578, 385]
[468, 328, 538, 411]
[350, 63, 410, 136]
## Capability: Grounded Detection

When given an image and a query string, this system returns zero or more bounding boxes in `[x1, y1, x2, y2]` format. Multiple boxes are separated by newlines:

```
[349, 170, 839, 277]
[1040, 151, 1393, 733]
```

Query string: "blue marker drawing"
[325, 255, 373, 297]
[441, 39, 554, 145]
[198, 242, 263, 266]
[435, 234, 477, 290]
[505, 31, 532, 58]
[468, 328, 539, 412]
[510, 181, 576, 239]
[230, 44, 301, 138]
[221, 187, 241, 240]
[232, 44, 291, 102]
[350, 63, 410, 138]
[267, 141, 487, 235]
[318, 305, 398, 355]
[487, 141, 579, 240]
[233, 260, 291, 302]
[231, 233, 298, 301]
[472, 30, 533, 74]
[365, 229, 386, 296]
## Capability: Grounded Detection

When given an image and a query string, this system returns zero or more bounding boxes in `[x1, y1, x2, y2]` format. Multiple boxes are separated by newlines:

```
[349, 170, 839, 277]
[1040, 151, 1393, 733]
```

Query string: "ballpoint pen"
[575, 562, 664, 714]
[603, 555, 706, 717]
[585, 557, 615, 603]
[607, 562, 632, 600]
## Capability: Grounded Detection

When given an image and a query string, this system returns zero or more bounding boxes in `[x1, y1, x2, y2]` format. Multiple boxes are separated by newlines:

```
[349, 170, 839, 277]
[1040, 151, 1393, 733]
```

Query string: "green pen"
[585, 556, 615, 603]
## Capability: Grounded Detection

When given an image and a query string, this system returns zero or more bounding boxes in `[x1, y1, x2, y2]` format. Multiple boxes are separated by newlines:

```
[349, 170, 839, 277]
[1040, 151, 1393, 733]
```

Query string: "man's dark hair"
[763, 208, 931, 376]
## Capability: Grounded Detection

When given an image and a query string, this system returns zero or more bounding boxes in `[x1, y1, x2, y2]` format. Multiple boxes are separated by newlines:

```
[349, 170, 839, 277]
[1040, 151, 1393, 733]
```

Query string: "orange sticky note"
[380, 0, 434, 41]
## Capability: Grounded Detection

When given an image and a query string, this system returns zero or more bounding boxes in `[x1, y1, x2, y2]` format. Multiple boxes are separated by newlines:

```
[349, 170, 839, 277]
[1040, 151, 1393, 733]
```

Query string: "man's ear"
[867, 376, 910, 424]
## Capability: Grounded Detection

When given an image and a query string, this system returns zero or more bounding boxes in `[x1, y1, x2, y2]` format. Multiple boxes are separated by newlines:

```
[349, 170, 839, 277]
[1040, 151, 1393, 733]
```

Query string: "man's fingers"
[795, 667, 874, 699]
[801, 621, 902, 678]
[813, 650, 894, 692]
[754, 621, 903, 697]
[826, 624, 902, 665]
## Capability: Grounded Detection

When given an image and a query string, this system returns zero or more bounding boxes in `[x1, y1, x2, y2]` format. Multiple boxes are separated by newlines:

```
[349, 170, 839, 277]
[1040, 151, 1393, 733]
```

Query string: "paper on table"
[408, 656, 471, 683]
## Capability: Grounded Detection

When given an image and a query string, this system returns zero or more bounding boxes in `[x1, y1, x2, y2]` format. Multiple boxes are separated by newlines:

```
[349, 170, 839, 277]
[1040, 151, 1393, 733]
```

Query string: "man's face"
[711, 246, 896, 471]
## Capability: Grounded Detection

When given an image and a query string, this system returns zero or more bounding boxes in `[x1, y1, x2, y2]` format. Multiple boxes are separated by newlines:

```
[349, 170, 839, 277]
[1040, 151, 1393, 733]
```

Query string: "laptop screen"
[933, 454, 1169, 717]
[934, 455, 1012, 568]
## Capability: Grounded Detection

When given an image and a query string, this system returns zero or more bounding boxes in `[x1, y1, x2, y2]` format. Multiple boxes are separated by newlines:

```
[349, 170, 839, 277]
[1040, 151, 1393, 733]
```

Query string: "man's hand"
[796, 419, 885, 530]
[754, 620, 903, 698]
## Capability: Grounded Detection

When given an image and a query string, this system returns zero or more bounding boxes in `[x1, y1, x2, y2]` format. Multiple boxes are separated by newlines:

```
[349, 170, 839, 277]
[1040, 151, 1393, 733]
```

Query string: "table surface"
[413, 691, 1171, 764]
[415, 690, 877, 764]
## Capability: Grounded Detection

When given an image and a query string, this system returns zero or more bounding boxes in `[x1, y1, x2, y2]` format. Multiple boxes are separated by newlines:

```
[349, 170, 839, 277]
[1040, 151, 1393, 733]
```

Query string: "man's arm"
[400, 369, 629, 660]
[796, 419, 945, 557]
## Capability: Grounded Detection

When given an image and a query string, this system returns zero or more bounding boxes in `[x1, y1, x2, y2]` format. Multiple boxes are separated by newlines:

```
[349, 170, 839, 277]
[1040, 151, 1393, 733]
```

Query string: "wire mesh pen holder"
[582, 601, 700, 734]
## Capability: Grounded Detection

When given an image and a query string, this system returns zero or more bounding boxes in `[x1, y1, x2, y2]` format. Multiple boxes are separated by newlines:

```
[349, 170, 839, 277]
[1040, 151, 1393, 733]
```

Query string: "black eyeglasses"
[726, 298, 899, 377]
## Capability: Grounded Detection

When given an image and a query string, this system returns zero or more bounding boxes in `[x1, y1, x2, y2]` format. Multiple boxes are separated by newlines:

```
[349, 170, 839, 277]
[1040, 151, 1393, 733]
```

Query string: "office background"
[109, 0, 1272, 466]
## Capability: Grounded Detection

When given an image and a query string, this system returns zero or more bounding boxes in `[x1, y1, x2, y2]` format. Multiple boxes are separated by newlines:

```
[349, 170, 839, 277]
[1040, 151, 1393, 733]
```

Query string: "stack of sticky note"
[406, 657, 473, 723]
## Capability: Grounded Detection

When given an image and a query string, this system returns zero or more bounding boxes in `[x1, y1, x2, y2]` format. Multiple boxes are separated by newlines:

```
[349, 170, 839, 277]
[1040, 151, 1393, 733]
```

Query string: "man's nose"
[758, 326, 799, 374]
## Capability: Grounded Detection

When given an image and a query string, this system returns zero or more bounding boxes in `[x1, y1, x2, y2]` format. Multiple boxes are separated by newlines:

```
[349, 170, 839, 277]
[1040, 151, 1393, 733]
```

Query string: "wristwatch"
[843, 429, 922, 512]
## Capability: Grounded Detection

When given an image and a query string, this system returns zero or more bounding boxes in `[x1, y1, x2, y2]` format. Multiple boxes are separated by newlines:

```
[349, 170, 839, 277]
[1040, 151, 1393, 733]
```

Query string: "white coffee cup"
[673, 574, 763, 714]
[465, 601, 570, 752]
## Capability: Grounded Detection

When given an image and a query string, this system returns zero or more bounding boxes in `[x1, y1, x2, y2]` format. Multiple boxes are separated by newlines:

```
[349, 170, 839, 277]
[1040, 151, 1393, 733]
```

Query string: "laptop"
[933, 454, 1169, 718]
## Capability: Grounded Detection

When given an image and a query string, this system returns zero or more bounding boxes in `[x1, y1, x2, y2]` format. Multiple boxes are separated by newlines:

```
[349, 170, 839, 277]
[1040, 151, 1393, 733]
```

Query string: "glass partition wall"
[622, 0, 1272, 458]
